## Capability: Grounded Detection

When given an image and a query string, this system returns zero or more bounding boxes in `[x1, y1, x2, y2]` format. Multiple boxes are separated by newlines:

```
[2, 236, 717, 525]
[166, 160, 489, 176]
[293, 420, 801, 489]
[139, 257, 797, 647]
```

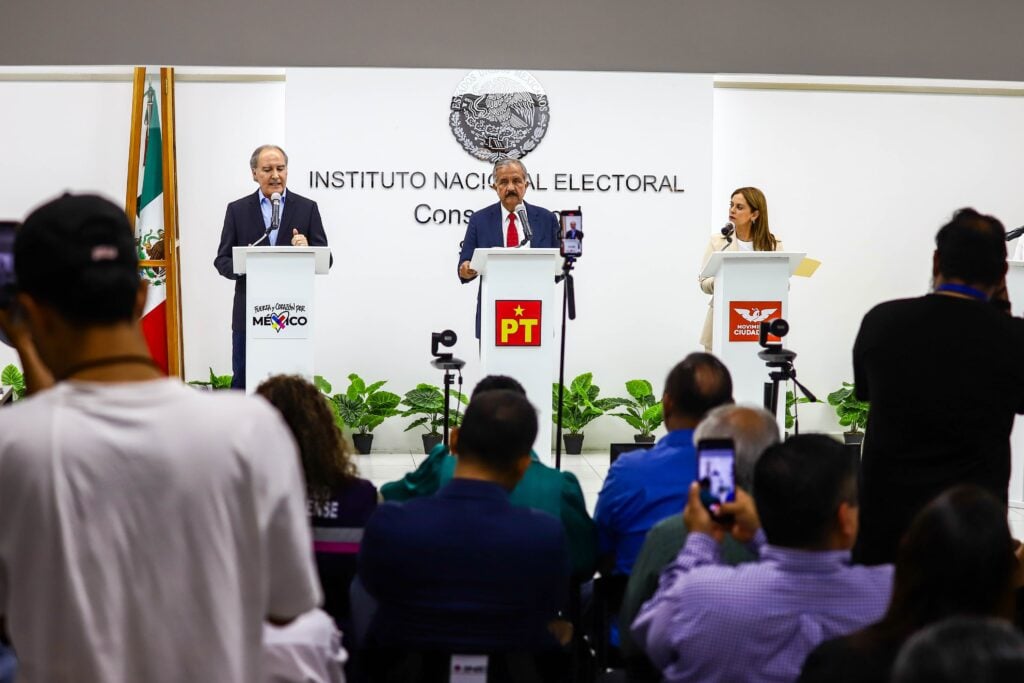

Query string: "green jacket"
[380, 444, 598, 578]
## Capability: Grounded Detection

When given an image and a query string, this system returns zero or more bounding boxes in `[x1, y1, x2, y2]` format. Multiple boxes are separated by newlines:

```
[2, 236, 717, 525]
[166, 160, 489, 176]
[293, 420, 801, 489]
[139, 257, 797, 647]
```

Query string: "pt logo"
[495, 300, 542, 347]
[728, 301, 782, 342]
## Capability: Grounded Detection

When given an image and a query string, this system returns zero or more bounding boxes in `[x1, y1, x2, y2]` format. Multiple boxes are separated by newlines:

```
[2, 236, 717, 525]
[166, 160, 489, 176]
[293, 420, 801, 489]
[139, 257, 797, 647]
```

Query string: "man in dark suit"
[358, 389, 570, 654]
[214, 145, 329, 389]
[457, 158, 560, 338]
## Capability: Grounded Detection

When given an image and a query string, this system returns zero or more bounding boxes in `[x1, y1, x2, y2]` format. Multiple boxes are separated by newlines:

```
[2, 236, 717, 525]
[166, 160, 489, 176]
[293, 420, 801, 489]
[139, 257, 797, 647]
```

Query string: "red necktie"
[506, 213, 519, 247]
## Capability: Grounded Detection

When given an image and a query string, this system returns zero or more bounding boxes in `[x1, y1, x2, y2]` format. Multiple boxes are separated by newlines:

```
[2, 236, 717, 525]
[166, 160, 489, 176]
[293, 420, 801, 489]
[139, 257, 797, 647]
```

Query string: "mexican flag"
[135, 83, 169, 374]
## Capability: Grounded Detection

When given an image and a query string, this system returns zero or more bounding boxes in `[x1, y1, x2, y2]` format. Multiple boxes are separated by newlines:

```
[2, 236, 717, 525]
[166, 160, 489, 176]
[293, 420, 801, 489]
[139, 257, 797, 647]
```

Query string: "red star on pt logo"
[495, 300, 542, 346]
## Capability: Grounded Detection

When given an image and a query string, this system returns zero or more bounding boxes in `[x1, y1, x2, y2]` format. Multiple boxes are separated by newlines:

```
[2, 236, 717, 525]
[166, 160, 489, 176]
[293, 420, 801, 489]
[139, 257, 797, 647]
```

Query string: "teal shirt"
[380, 444, 598, 578]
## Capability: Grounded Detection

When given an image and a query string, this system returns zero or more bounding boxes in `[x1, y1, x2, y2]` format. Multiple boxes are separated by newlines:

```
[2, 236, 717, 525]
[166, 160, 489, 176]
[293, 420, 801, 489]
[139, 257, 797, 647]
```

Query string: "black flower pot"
[563, 433, 584, 455]
[422, 433, 443, 454]
[843, 431, 864, 446]
[634, 434, 656, 444]
[352, 433, 374, 455]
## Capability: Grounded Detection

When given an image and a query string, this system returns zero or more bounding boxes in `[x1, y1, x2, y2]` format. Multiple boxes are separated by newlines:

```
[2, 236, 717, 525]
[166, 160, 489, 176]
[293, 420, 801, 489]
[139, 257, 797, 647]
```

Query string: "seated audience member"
[799, 484, 1020, 683]
[618, 404, 779, 670]
[358, 389, 570, 654]
[257, 375, 378, 633]
[0, 194, 320, 682]
[891, 617, 1024, 683]
[853, 208, 1024, 565]
[263, 608, 347, 683]
[380, 375, 597, 578]
[595, 353, 733, 575]
[632, 434, 893, 683]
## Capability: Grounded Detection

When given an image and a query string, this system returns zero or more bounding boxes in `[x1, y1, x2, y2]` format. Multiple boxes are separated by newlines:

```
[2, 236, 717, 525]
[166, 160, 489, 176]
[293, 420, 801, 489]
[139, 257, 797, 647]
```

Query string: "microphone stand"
[1005, 225, 1024, 241]
[249, 228, 272, 247]
[553, 255, 577, 471]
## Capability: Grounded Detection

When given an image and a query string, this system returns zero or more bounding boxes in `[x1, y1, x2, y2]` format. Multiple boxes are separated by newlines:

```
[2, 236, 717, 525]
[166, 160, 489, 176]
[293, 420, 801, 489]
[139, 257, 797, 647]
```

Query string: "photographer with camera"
[852, 208, 1024, 566]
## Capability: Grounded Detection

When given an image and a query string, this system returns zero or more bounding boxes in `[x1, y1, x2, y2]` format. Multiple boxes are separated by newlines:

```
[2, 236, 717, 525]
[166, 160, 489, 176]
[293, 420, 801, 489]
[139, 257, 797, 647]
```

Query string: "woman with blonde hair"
[698, 187, 783, 351]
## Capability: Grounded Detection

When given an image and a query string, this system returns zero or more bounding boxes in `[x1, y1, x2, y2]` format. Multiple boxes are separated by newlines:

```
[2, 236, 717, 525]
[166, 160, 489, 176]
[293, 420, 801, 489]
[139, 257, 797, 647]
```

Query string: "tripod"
[431, 356, 465, 448]
[429, 330, 465, 448]
[758, 345, 817, 434]
[553, 256, 577, 471]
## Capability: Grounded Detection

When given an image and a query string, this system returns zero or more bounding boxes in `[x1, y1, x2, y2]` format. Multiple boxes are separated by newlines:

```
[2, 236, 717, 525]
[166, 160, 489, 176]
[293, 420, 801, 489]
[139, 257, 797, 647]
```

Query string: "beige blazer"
[698, 234, 784, 351]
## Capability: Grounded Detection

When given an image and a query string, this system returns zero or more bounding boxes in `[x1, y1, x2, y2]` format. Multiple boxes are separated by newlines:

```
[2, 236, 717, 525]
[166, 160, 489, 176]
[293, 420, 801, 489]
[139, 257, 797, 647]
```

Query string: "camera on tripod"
[757, 318, 796, 366]
[756, 318, 817, 423]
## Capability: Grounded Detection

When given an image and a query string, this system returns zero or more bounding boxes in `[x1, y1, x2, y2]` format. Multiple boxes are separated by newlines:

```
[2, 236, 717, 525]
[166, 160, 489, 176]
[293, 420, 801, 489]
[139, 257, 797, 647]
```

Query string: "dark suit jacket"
[214, 190, 330, 331]
[457, 201, 560, 338]
[358, 478, 570, 652]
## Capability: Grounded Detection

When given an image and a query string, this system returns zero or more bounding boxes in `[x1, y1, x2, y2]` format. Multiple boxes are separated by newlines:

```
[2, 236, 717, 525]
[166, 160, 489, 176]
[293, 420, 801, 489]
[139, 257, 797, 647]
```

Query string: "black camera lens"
[767, 318, 789, 338]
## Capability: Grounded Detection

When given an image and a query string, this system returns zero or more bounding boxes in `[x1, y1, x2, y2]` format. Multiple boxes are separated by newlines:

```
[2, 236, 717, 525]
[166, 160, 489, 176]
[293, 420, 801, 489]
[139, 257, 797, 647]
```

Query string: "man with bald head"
[457, 158, 560, 338]
[214, 144, 330, 389]
[594, 353, 734, 576]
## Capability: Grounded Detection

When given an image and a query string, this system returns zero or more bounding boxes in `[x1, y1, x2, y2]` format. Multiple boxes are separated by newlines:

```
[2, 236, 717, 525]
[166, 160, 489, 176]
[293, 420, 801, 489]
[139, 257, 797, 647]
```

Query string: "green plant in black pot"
[551, 372, 620, 454]
[400, 383, 469, 454]
[609, 379, 663, 443]
[826, 381, 870, 445]
[318, 373, 401, 455]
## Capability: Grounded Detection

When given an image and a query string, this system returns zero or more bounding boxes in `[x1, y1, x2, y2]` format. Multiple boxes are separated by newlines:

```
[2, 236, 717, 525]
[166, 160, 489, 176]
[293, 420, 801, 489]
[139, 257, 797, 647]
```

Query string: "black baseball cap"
[16, 193, 140, 324]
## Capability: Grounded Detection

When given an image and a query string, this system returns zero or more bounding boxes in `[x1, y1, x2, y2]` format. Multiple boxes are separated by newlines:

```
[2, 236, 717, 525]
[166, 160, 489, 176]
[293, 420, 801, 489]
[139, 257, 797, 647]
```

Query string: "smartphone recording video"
[697, 438, 736, 524]
[559, 211, 583, 258]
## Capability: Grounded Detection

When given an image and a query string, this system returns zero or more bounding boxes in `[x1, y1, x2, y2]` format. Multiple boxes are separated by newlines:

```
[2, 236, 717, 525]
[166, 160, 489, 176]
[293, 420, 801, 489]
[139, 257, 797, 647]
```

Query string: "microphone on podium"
[270, 192, 282, 230]
[720, 221, 735, 250]
[514, 203, 533, 246]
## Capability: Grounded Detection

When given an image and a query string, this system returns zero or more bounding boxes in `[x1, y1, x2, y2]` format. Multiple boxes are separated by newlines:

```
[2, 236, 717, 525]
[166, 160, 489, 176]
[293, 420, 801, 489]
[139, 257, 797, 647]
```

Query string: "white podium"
[700, 251, 806, 411]
[471, 248, 562, 463]
[233, 246, 331, 393]
[1005, 260, 1024, 506]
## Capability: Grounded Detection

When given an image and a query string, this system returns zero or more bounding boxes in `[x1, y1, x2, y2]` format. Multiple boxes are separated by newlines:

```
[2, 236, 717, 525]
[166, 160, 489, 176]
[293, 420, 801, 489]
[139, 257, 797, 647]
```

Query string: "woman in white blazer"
[698, 187, 783, 351]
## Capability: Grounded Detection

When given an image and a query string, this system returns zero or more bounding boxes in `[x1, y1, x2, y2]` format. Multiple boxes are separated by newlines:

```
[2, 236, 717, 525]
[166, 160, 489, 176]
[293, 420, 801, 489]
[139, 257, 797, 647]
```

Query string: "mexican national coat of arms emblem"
[449, 70, 550, 162]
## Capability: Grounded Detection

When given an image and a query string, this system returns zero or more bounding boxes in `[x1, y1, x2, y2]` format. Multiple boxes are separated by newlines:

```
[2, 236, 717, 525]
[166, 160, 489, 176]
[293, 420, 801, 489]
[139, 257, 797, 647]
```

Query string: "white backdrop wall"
[711, 84, 1024, 503]
[285, 68, 712, 452]
[2, 70, 1024, 473]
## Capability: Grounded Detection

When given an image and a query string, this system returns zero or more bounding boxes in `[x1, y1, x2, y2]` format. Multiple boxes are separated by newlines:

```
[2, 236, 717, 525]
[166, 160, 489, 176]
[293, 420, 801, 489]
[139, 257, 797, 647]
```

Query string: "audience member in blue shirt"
[594, 352, 733, 575]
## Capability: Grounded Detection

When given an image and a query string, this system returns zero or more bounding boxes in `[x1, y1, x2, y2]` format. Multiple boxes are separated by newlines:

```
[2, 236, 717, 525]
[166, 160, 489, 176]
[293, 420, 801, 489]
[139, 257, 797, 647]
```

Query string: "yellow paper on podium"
[794, 257, 821, 278]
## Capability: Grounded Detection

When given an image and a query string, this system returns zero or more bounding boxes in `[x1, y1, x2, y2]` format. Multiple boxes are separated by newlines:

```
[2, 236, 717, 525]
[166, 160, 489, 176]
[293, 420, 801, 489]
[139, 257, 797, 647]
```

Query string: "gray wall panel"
[3, 0, 1022, 81]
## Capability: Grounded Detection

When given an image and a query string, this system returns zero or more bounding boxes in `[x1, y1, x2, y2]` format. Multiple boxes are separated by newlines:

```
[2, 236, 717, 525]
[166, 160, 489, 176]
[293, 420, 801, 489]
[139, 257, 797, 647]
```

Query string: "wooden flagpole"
[159, 67, 184, 379]
[124, 67, 146, 226]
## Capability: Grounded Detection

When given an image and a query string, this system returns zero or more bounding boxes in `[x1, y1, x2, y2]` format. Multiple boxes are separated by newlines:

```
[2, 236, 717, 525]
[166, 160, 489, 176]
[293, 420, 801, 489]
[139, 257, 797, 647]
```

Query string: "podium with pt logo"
[471, 248, 561, 463]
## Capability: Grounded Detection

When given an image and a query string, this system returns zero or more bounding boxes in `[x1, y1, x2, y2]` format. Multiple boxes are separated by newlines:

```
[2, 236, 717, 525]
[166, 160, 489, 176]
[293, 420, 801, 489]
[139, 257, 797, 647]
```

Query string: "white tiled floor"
[357, 451, 1024, 537]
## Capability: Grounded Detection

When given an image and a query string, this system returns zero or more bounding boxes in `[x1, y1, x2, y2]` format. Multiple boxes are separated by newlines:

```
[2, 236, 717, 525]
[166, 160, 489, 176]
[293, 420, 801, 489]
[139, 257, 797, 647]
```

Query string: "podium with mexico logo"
[471, 247, 562, 463]
[700, 251, 807, 411]
[233, 246, 332, 392]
